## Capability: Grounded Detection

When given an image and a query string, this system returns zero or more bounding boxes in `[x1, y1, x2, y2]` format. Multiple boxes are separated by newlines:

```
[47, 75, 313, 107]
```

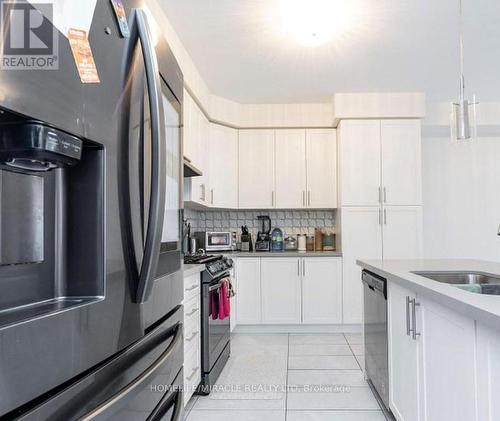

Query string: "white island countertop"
[357, 259, 500, 331]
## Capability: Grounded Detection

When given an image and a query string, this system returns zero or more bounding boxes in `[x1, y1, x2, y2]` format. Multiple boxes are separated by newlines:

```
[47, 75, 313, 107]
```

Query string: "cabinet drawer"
[184, 272, 201, 302]
[184, 296, 201, 346]
[183, 336, 201, 406]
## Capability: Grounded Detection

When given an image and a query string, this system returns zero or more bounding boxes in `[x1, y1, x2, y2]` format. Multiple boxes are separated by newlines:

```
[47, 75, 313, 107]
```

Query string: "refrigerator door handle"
[147, 384, 183, 421]
[132, 9, 167, 303]
[78, 322, 183, 421]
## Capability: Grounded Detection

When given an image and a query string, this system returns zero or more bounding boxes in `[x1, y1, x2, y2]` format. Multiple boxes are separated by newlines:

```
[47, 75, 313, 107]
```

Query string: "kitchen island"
[357, 259, 500, 421]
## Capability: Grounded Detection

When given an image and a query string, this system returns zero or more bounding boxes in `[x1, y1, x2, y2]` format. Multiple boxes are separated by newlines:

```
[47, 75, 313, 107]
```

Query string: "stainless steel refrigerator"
[0, 1, 184, 419]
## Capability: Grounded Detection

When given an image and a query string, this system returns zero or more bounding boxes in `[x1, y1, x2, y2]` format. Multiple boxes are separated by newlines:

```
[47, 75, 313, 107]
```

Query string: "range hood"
[183, 157, 202, 177]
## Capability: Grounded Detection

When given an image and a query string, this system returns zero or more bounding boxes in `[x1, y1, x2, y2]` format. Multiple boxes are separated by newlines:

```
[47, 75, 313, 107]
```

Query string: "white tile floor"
[184, 333, 389, 421]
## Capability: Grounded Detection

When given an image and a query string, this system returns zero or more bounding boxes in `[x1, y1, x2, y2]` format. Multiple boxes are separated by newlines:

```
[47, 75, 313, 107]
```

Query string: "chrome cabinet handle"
[384, 209, 387, 225]
[297, 260, 300, 276]
[308, 191, 311, 207]
[379, 209, 382, 225]
[185, 284, 198, 292]
[303, 260, 305, 276]
[411, 299, 421, 340]
[271, 191, 275, 207]
[302, 191, 305, 207]
[383, 187, 387, 203]
[186, 367, 199, 381]
[211, 188, 214, 205]
[185, 307, 199, 317]
[406, 296, 411, 336]
[199, 184, 204, 201]
[378, 187, 382, 203]
[185, 331, 199, 342]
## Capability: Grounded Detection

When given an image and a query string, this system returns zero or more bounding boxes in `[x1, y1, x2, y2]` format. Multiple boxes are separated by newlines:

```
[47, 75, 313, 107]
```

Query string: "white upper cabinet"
[339, 120, 382, 206]
[238, 130, 275, 209]
[306, 129, 337, 209]
[261, 258, 302, 324]
[381, 120, 422, 206]
[183, 90, 196, 166]
[183, 91, 210, 206]
[339, 119, 422, 207]
[275, 129, 307, 209]
[209, 124, 238, 208]
[302, 257, 342, 324]
[383, 206, 423, 259]
[341, 207, 383, 324]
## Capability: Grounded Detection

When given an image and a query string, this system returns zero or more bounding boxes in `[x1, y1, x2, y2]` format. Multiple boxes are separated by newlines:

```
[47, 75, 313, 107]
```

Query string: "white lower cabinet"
[235, 258, 261, 324]
[418, 297, 476, 421]
[476, 323, 500, 421]
[261, 258, 302, 324]
[342, 207, 383, 324]
[388, 282, 421, 421]
[234, 256, 342, 326]
[183, 271, 202, 407]
[302, 257, 342, 324]
[388, 281, 476, 421]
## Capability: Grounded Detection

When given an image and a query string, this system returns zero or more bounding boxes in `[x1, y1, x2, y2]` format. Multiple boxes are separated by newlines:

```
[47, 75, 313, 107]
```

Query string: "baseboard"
[233, 324, 362, 334]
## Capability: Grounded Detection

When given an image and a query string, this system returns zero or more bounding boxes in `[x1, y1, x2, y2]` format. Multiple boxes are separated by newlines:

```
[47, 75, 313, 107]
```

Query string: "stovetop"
[184, 253, 233, 277]
[184, 253, 222, 265]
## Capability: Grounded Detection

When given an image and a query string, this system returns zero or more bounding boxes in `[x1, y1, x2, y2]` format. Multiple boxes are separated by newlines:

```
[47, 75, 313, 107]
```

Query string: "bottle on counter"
[306, 235, 315, 251]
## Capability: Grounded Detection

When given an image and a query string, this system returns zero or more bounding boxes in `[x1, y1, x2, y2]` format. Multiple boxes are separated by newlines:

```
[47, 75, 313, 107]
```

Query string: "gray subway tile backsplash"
[184, 208, 336, 238]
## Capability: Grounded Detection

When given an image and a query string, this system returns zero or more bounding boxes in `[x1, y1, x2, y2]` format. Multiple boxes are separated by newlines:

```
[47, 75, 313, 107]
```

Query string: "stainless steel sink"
[412, 271, 500, 285]
[411, 271, 500, 295]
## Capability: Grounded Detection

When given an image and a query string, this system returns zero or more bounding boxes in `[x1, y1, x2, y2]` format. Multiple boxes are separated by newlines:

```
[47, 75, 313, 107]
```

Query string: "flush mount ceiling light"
[277, 0, 356, 47]
[451, 0, 478, 141]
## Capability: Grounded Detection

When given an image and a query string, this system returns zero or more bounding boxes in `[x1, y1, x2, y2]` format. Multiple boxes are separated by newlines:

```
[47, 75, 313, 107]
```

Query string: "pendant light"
[451, 0, 477, 141]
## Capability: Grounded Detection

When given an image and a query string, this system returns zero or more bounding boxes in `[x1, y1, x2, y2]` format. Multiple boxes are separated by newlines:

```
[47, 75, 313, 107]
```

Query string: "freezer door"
[13, 307, 184, 421]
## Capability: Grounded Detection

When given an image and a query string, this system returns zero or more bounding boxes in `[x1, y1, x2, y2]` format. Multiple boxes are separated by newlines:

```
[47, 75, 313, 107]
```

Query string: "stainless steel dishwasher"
[362, 270, 390, 411]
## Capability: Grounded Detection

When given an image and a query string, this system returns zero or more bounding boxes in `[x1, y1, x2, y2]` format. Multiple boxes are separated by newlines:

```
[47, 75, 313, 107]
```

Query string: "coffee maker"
[255, 215, 271, 251]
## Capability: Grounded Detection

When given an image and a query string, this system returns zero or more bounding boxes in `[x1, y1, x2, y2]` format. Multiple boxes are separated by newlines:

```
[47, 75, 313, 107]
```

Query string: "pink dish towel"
[218, 279, 231, 320]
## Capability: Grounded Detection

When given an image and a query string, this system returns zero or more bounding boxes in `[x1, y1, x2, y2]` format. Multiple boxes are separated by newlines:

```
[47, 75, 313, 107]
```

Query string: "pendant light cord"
[459, 0, 465, 102]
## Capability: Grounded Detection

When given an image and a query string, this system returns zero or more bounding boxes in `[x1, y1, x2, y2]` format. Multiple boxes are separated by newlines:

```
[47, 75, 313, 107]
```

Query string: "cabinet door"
[387, 282, 420, 421]
[418, 297, 476, 421]
[182, 90, 198, 168]
[302, 257, 342, 324]
[476, 323, 500, 421]
[209, 124, 238, 208]
[195, 109, 210, 205]
[382, 206, 422, 259]
[306, 129, 337, 208]
[339, 120, 381, 206]
[238, 130, 275, 209]
[261, 258, 302, 324]
[381, 120, 422, 206]
[235, 258, 261, 324]
[341, 207, 383, 324]
[275, 129, 306, 208]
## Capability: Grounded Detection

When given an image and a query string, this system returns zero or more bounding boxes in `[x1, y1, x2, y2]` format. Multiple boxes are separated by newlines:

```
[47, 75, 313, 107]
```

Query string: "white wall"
[422, 103, 500, 261]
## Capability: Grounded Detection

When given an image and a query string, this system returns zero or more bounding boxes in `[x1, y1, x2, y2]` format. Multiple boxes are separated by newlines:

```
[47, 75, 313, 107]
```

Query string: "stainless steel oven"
[362, 270, 389, 411]
[197, 256, 233, 394]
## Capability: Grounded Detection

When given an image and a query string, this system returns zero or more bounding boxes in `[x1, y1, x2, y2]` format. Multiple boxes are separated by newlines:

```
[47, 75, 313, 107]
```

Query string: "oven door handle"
[209, 282, 223, 292]
[132, 8, 167, 303]
[78, 322, 182, 421]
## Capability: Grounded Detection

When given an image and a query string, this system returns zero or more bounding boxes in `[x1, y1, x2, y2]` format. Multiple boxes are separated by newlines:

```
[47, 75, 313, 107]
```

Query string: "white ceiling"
[160, 0, 500, 103]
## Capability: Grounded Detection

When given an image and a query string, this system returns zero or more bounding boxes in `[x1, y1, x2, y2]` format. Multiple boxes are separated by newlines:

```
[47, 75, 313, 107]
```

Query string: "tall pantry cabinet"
[339, 119, 423, 324]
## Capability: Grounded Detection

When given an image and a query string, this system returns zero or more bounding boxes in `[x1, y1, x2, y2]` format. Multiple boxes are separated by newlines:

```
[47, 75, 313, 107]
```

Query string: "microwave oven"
[194, 231, 234, 252]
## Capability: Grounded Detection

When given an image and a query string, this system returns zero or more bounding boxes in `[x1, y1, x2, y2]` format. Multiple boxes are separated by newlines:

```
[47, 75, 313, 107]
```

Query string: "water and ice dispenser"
[0, 113, 104, 328]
